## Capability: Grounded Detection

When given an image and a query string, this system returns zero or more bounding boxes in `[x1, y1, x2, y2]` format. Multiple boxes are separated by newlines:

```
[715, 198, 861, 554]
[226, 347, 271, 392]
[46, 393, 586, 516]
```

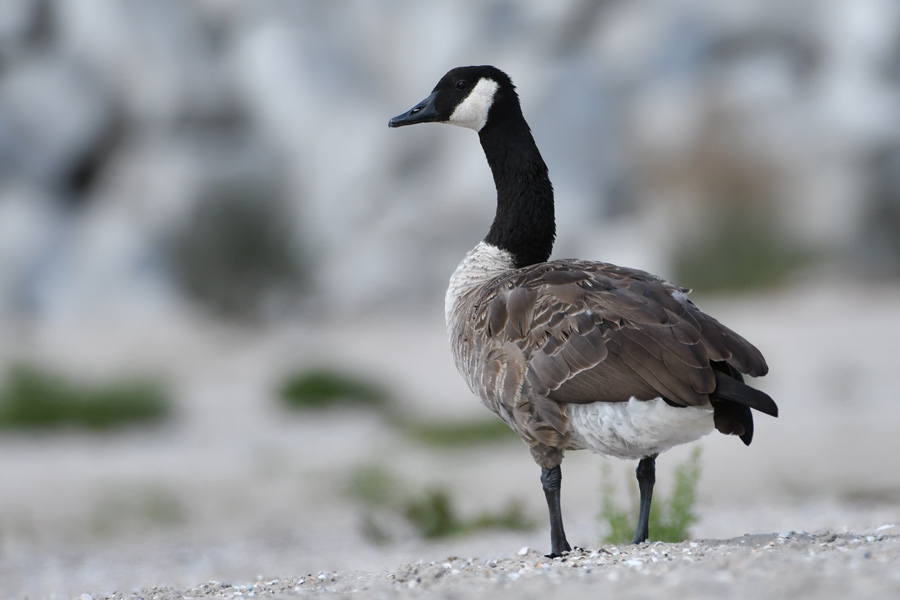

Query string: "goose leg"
[632, 454, 657, 544]
[540, 465, 571, 557]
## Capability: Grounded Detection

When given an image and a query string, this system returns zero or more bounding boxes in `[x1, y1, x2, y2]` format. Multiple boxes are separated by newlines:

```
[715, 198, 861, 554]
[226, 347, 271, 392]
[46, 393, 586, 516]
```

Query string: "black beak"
[388, 92, 440, 128]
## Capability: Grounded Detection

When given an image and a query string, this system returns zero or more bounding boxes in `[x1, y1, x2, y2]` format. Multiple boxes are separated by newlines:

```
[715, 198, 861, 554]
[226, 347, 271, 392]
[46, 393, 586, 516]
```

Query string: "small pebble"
[518, 546, 529, 556]
[876, 524, 895, 532]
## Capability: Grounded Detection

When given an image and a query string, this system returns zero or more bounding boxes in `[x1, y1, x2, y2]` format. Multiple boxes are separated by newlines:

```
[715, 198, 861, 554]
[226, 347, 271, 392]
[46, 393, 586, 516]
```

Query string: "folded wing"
[465, 260, 773, 446]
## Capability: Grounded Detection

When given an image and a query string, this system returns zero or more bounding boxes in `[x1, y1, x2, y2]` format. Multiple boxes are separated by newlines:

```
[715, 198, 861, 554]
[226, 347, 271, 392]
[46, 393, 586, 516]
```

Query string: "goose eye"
[455, 80, 468, 90]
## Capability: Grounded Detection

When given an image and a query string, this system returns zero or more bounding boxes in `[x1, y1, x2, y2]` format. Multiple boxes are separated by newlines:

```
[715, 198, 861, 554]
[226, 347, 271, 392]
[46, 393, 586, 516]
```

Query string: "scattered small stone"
[74, 530, 900, 599]
[876, 524, 895, 532]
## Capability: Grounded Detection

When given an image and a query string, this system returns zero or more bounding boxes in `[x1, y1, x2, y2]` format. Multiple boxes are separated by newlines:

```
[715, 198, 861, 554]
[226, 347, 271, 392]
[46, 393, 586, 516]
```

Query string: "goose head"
[389, 65, 520, 132]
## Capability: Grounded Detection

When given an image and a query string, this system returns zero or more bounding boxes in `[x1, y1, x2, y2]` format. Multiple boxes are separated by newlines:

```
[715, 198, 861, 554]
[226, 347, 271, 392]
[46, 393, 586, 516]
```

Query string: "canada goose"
[389, 66, 777, 556]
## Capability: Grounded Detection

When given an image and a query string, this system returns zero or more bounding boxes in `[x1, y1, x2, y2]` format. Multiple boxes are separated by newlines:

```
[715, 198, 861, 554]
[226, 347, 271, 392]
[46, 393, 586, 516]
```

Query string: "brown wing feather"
[459, 260, 768, 444]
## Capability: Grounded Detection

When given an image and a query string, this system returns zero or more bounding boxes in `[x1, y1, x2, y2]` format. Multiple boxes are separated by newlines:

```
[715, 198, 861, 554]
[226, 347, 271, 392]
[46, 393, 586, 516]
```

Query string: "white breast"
[567, 398, 714, 460]
[445, 241, 515, 326]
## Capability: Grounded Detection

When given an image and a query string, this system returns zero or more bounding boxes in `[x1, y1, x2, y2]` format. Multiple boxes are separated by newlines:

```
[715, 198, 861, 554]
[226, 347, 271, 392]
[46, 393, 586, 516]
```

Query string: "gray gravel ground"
[91, 532, 899, 600]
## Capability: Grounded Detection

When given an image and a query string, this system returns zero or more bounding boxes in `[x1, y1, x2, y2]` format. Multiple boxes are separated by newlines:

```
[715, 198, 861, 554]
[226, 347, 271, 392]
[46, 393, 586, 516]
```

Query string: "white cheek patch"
[448, 78, 499, 131]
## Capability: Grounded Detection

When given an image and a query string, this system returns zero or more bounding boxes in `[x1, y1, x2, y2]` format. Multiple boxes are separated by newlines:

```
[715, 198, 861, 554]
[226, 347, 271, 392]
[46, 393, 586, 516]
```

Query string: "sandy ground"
[93, 532, 900, 600]
[2, 282, 900, 599]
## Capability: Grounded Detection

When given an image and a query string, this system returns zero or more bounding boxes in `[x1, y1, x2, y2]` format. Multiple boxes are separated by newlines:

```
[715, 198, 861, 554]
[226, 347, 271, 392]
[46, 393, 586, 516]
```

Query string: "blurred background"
[1, 0, 899, 597]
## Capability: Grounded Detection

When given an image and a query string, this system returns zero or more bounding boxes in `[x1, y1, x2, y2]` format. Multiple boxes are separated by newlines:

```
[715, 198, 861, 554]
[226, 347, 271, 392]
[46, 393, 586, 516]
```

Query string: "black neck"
[478, 116, 555, 269]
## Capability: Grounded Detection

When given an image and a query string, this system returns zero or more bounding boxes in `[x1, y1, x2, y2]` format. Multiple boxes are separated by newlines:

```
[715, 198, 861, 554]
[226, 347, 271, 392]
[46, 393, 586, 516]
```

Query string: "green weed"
[349, 465, 399, 507]
[280, 368, 387, 409]
[598, 447, 702, 544]
[403, 489, 461, 538]
[403, 488, 534, 539]
[349, 465, 534, 543]
[403, 418, 518, 447]
[0, 365, 170, 430]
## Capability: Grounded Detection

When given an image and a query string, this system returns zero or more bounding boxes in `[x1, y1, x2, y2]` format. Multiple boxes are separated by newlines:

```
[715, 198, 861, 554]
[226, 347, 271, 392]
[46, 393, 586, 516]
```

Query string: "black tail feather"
[712, 369, 778, 418]
[709, 361, 777, 446]
[710, 399, 754, 445]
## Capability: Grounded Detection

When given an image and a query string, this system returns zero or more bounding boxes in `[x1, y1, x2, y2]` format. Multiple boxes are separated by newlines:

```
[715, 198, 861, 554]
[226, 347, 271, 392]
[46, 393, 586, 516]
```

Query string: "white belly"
[567, 398, 714, 460]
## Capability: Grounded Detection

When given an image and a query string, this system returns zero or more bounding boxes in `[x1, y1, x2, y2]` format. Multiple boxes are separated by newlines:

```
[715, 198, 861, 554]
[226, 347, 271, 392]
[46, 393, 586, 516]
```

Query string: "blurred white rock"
[0, 0, 898, 324]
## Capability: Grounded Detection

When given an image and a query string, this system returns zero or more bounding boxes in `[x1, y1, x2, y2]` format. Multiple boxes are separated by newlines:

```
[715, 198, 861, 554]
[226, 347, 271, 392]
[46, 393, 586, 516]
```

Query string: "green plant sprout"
[598, 447, 702, 544]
